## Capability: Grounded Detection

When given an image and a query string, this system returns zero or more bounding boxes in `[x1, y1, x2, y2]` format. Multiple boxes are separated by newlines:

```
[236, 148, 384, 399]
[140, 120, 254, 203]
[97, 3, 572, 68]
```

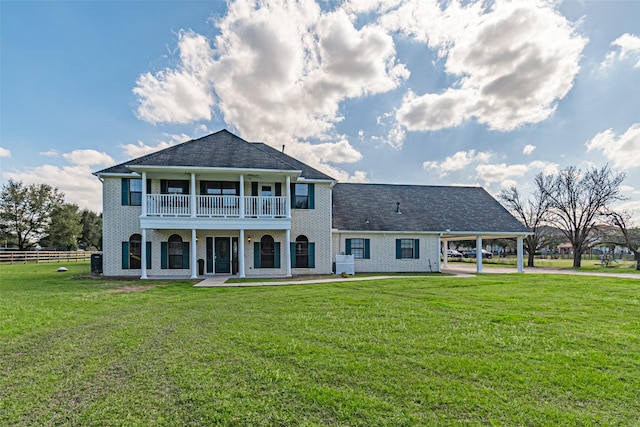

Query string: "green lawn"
[1, 263, 639, 426]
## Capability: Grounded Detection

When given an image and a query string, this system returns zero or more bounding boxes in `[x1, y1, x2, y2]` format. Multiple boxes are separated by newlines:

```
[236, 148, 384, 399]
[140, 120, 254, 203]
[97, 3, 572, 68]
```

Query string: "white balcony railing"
[147, 194, 191, 216]
[196, 195, 240, 217]
[245, 196, 287, 217]
[145, 195, 287, 218]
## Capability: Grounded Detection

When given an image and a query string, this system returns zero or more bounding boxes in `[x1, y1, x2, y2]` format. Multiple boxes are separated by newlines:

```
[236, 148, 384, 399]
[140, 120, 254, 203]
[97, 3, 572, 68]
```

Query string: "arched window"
[129, 234, 142, 269]
[260, 235, 275, 268]
[168, 234, 183, 269]
[295, 235, 309, 268]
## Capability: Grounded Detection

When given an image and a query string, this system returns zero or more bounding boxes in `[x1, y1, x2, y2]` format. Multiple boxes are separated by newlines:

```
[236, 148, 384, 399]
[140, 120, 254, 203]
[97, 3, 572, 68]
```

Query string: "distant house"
[94, 130, 529, 278]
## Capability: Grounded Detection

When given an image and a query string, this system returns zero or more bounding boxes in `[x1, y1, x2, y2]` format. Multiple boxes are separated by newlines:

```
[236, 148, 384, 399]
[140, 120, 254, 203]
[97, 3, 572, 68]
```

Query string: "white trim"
[127, 165, 303, 177]
[517, 236, 524, 273]
[476, 236, 483, 273]
[191, 229, 198, 278]
[140, 228, 147, 279]
[140, 217, 291, 231]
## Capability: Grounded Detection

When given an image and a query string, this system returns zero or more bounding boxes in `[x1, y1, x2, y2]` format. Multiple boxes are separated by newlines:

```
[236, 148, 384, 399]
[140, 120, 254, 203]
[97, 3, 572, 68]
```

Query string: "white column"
[441, 239, 447, 270]
[517, 236, 524, 273]
[285, 228, 291, 277]
[141, 172, 147, 217]
[286, 175, 291, 219]
[239, 175, 245, 218]
[140, 228, 148, 279]
[239, 229, 245, 278]
[191, 228, 198, 278]
[476, 235, 483, 273]
[190, 173, 196, 218]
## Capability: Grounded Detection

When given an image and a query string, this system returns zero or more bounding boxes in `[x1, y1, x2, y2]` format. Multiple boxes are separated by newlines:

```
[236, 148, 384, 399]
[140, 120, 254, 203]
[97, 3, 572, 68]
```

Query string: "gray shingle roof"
[332, 183, 529, 234]
[95, 129, 334, 180]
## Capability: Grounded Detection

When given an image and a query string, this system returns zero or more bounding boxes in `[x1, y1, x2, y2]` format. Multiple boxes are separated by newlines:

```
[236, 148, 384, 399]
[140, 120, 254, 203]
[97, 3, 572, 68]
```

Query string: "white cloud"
[388, 0, 587, 131]
[523, 144, 536, 155]
[133, 0, 412, 180]
[62, 149, 115, 166]
[119, 134, 190, 159]
[0, 147, 11, 158]
[39, 149, 59, 157]
[475, 160, 558, 184]
[585, 123, 640, 170]
[133, 30, 216, 124]
[423, 149, 492, 176]
[601, 33, 640, 70]
[4, 164, 102, 212]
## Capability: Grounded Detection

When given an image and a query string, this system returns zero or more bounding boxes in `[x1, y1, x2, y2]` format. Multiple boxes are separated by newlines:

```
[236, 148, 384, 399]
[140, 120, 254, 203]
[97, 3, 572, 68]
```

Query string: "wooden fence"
[0, 251, 99, 264]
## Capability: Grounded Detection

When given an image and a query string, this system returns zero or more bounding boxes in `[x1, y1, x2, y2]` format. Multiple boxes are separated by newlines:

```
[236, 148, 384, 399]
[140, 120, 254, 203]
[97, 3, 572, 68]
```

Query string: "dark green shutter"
[308, 242, 315, 268]
[290, 242, 296, 268]
[161, 242, 168, 269]
[206, 237, 213, 273]
[121, 179, 129, 205]
[146, 179, 152, 194]
[254, 242, 261, 268]
[290, 183, 296, 208]
[146, 242, 152, 269]
[364, 239, 370, 259]
[161, 180, 168, 194]
[396, 239, 402, 259]
[251, 182, 258, 196]
[308, 184, 315, 209]
[182, 242, 190, 269]
[414, 239, 420, 259]
[345, 239, 352, 255]
[274, 242, 281, 269]
[200, 181, 207, 195]
[275, 183, 281, 196]
[122, 241, 129, 269]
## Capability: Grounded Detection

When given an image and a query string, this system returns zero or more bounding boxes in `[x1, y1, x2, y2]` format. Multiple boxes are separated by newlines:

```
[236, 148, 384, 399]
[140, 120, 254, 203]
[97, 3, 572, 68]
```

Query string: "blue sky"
[2, 0, 639, 216]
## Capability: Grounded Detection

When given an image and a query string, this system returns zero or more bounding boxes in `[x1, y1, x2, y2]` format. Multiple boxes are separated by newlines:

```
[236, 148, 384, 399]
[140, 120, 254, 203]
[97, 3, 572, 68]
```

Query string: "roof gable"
[332, 183, 529, 234]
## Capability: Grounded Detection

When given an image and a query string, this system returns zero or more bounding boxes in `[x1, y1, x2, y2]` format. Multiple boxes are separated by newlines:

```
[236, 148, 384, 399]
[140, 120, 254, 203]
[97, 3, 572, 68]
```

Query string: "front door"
[215, 237, 231, 274]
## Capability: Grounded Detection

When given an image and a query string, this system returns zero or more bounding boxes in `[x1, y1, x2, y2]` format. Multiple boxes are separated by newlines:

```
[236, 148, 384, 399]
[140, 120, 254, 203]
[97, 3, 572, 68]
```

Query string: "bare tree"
[499, 185, 550, 267]
[602, 211, 640, 270]
[536, 165, 626, 268]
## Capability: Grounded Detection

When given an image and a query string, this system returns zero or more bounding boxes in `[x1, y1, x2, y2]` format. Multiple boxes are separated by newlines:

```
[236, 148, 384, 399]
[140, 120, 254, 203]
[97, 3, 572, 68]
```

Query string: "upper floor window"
[121, 178, 149, 206]
[161, 180, 189, 194]
[200, 181, 239, 196]
[291, 183, 315, 209]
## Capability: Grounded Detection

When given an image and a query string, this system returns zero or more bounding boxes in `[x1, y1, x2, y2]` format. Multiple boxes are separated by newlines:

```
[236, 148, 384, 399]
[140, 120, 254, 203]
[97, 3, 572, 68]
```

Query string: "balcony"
[146, 194, 288, 218]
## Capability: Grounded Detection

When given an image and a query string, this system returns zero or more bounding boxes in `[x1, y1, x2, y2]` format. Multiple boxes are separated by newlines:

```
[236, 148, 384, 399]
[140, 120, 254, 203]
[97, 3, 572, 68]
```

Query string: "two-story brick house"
[94, 130, 529, 278]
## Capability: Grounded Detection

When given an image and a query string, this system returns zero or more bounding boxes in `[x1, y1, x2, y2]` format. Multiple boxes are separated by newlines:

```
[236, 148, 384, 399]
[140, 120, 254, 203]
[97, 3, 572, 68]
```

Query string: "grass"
[1, 262, 639, 425]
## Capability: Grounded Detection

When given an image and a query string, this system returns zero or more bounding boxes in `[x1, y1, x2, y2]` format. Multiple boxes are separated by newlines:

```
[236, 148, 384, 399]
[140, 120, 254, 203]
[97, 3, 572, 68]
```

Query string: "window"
[121, 178, 147, 206]
[168, 234, 184, 269]
[291, 235, 316, 269]
[121, 234, 151, 269]
[396, 239, 419, 259]
[290, 183, 314, 209]
[295, 235, 309, 268]
[260, 235, 274, 268]
[253, 235, 281, 269]
[346, 238, 370, 259]
[161, 180, 189, 194]
[200, 181, 239, 195]
[129, 234, 142, 269]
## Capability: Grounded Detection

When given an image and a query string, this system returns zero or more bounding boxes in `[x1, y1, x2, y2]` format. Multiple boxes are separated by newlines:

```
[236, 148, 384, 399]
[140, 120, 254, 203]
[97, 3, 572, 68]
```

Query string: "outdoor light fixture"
[247, 237, 251, 243]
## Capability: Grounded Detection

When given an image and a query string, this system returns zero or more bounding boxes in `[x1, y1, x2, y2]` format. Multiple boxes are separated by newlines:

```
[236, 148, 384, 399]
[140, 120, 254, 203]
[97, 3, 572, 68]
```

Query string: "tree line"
[499, 165, 640, 270]
[0, 179, 102, 251]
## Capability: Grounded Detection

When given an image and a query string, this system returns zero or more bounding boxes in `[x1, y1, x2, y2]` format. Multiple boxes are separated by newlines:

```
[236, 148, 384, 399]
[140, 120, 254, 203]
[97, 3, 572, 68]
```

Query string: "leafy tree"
[0, 180, 64, 250]
[602, 211, 640, 270]
[47, 203, 82, 250]
[79, 209, 102, 250]
[535, 165, 626, 268]
[499, 185, 552, 267]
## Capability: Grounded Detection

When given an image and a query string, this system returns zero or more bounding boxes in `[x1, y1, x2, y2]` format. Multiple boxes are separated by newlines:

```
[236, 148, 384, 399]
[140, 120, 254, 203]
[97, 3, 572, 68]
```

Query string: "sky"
[1, 0, 640, 218]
